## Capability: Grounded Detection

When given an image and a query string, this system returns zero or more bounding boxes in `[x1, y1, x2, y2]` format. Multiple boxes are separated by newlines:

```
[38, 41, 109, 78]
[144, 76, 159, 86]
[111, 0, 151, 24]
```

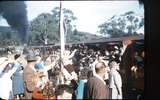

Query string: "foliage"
[0, 7, 109, 46]
[0, 29, 20, 46]
[98, 11, 144, 38]
[28, 7, 77, 46]
[27, 13, 59, 45]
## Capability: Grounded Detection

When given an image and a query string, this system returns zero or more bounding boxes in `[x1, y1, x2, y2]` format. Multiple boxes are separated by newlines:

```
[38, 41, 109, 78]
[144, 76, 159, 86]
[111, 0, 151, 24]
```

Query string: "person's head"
[26, 53, 37, 64]
[87, 70, 93, 79]
[55, 84, 73, 99]
[95, 62, 107, 77]
[114, 45, 119, 50]
[89, 58, 93, 63]
[114, 49, 120, 55]
[110, 61, 120, 70]
[105, 50, 110, 56]
[36, 56, 42, 63]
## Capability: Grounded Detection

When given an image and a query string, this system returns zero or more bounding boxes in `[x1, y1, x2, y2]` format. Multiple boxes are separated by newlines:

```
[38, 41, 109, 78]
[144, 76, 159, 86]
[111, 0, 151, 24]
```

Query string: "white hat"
[114, 46, 119, 50]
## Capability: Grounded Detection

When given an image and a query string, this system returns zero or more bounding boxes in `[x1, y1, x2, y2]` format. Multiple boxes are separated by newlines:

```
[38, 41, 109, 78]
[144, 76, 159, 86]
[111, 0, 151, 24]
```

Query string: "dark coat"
[120, 43, 135, 77]
[23, 65, 35, 99]
[119, 43, 135, 98]
[85, 76, 108, 99]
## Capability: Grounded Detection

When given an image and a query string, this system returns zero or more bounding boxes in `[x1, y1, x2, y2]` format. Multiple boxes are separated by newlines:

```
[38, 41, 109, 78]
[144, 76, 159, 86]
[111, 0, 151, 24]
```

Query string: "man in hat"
[23, 53, 37, 99]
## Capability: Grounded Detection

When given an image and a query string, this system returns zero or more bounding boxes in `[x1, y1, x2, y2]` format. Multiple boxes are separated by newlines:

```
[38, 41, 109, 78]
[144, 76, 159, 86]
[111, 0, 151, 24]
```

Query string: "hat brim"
[27, 59, 37, 61]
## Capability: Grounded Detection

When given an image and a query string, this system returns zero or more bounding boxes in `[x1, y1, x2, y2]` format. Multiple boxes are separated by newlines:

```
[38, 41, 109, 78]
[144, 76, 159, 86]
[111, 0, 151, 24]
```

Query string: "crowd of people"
[0, 38, 144, 99]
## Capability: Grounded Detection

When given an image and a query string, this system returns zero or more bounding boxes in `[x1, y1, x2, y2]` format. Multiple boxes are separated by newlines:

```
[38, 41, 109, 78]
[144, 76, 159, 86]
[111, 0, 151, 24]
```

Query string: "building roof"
[55, 35, 144, 46]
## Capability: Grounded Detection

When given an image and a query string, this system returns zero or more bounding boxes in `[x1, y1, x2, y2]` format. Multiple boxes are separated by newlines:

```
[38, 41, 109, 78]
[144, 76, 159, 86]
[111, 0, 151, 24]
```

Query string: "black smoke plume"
[0, 1, 28, 44]
[138, 0, 144, 5]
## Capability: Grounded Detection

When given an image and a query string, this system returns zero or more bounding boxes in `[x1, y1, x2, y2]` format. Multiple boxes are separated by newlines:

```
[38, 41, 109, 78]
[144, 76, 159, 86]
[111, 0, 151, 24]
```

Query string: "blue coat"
[12, 65, 24, 95]
[76, 80, 85, 99]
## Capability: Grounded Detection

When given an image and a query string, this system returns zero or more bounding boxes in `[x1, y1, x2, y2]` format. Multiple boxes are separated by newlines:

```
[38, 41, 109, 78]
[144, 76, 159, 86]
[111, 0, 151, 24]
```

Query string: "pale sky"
[0, 1, 144, 34]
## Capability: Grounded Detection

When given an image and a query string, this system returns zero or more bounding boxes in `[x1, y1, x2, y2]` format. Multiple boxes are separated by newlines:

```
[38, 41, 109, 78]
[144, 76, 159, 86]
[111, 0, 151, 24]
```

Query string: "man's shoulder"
[87, 76, 101, 83]
[88, 76, 97, 80]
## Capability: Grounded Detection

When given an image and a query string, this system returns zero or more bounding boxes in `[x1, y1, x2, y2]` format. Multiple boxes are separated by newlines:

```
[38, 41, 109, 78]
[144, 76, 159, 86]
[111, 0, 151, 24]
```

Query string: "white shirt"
[109, 68, 122, 89]
[0, 60, 9, 74]
[0, 57, 8, 65]
[0, 64, 19, 99]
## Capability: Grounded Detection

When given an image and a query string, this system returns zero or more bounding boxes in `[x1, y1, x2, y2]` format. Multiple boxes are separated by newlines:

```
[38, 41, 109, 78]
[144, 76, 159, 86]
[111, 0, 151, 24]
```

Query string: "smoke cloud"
[138, 0, 144, 5]
[0, 1, 28, 44]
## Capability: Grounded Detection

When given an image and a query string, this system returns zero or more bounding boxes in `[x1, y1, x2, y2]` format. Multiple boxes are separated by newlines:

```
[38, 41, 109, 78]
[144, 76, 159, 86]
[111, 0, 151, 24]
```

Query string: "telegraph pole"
[59, 0, 65, 84]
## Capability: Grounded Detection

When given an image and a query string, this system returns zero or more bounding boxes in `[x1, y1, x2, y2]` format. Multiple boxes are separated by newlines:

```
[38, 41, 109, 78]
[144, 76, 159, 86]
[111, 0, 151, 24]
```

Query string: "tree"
[0, 30, 20, 46]
[28, 13, 59, 45]
[51, 7, 77, 42]
[28, 7, 77, 45]
[98, 19, 124, 37]
[98, 11, 144, 38]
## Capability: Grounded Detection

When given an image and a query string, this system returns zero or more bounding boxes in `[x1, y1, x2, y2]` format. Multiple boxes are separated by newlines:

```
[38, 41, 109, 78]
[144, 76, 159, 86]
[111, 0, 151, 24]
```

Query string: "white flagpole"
[60, 1, 65, 84]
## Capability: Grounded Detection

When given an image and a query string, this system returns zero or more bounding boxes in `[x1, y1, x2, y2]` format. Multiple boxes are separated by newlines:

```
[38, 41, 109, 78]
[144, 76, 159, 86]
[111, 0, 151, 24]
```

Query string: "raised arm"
[0, 59, 15, 74]
[68, 49, 77, 59]
[7, 63, 20, 78]
[44, 61, 56, 72]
